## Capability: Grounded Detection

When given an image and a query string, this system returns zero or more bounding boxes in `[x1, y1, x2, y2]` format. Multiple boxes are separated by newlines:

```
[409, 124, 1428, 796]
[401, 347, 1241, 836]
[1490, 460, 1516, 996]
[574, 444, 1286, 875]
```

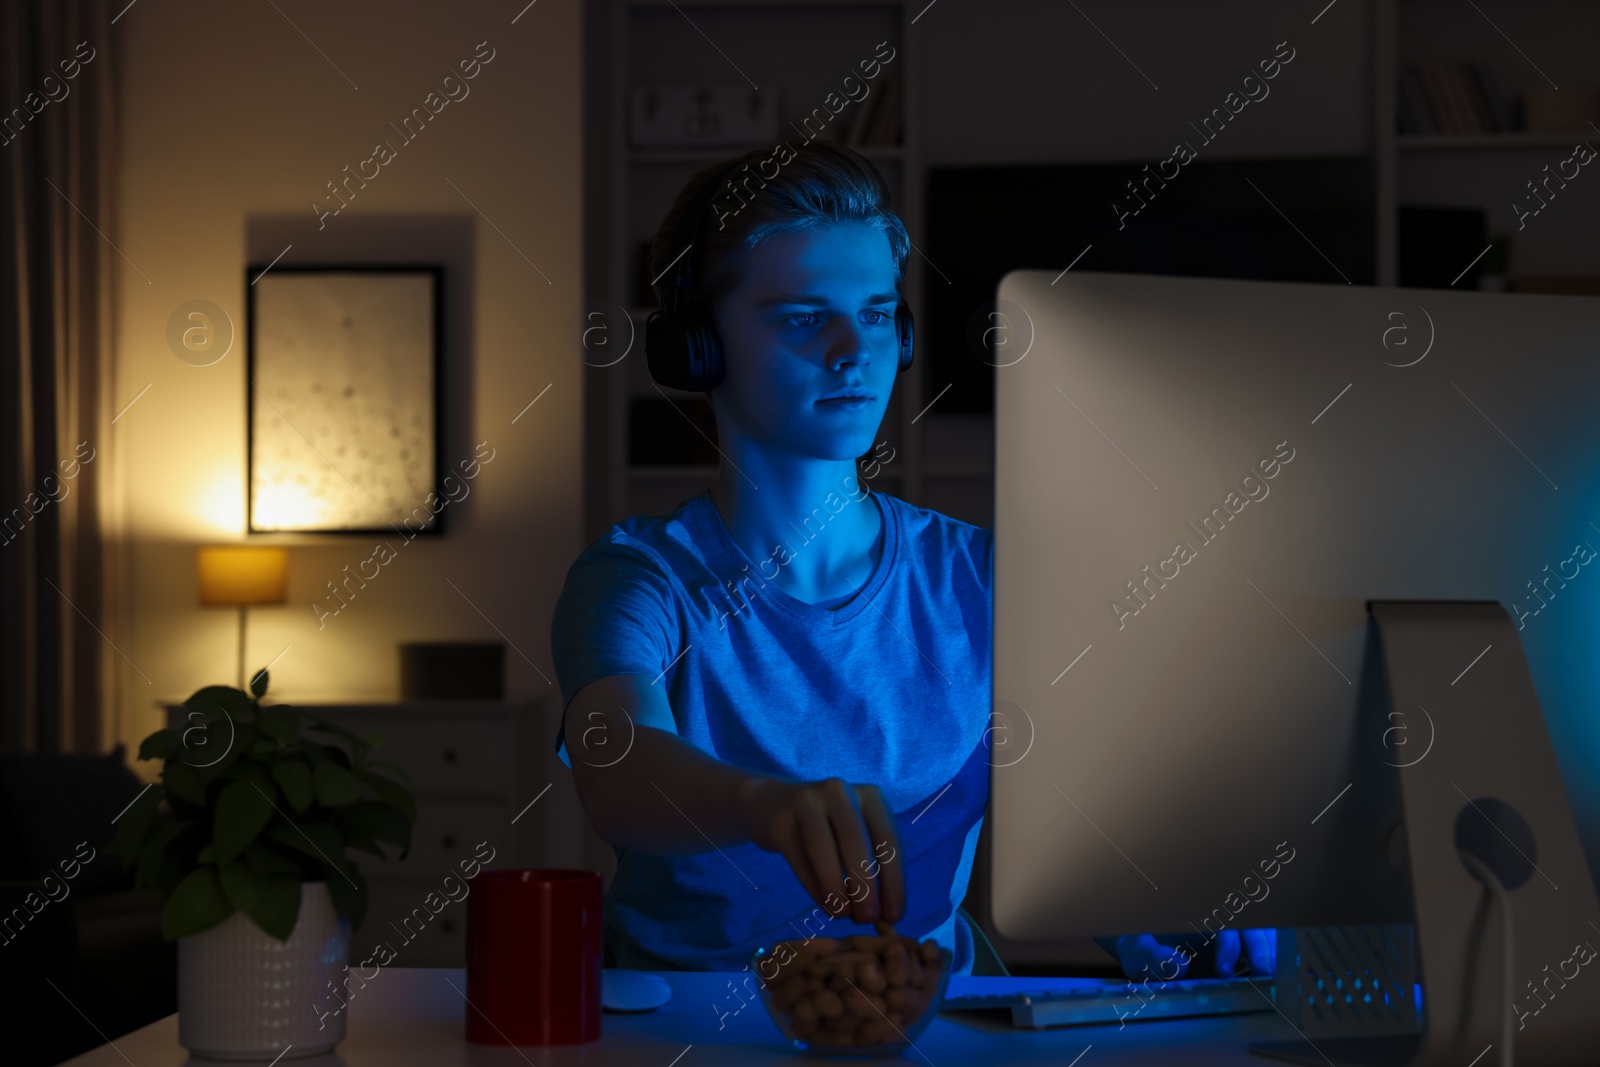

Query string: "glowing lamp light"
[198, 546, 289, 689]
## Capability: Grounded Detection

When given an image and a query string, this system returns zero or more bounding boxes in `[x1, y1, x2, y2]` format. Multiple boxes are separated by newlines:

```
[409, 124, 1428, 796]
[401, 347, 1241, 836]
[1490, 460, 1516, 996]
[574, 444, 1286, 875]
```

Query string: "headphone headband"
[657, 158, 748, 313]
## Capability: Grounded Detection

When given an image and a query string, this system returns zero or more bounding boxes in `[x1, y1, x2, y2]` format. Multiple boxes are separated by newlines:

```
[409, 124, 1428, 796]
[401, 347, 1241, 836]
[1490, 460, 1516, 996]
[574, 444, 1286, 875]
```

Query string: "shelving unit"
[1396, 132, 1596, 153]
[584, 0, 1600, 541]
[1375, 0, 1600, 285]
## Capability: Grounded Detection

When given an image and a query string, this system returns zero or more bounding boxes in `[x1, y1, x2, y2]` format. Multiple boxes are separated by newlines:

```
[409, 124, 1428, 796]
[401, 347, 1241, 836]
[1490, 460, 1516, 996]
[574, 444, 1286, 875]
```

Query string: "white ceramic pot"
[177, 880, 352, 1061]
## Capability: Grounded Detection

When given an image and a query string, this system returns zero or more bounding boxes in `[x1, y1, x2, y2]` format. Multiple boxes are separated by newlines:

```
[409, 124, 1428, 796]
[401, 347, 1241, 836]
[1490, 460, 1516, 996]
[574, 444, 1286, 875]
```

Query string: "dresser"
[161, 698, 578, 966]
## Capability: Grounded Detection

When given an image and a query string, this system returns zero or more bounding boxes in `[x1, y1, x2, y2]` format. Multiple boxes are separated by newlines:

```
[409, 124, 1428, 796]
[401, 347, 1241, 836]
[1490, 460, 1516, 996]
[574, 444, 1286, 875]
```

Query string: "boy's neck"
[711, 461, 882, 606]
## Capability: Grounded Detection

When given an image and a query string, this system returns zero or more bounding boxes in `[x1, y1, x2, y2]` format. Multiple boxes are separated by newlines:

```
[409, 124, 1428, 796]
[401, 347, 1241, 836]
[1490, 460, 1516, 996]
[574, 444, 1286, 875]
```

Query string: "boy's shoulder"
[877, 491, 992, 568]
[574, 493, 716, 571]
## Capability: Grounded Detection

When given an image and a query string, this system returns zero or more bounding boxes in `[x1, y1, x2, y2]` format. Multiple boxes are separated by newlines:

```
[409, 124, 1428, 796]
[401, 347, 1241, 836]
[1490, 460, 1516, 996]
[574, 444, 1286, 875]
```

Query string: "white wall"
[112, 2, 582, 779]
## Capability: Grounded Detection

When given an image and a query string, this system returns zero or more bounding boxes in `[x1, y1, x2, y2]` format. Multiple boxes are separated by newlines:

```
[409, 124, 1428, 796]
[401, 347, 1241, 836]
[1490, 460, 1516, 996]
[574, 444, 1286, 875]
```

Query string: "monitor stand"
[1251, 601, 1600, 1067]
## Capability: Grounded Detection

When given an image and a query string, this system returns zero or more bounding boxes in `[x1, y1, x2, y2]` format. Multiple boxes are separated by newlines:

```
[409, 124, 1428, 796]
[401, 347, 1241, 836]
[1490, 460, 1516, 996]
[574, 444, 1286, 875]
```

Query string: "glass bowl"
[750, 934, 954, 1057]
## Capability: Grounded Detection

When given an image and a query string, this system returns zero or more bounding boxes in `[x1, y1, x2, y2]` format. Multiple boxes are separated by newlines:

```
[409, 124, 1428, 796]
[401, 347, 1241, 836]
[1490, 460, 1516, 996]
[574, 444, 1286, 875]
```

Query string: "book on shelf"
[1399, 62, 1519, 136]
[846, 79, 885, 146]
[1398, 66, 1437, 135]
[845, 76, 901, 147]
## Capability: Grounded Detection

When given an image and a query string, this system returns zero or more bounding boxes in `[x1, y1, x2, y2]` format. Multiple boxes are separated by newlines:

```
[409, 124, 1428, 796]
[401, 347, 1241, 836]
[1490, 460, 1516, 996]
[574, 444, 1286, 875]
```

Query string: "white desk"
[61, 969, 1299, 1065]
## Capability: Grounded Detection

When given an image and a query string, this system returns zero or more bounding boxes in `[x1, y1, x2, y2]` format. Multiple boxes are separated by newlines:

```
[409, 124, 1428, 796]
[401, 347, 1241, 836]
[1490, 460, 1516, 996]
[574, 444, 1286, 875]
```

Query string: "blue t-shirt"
[549, 488, 993, 974]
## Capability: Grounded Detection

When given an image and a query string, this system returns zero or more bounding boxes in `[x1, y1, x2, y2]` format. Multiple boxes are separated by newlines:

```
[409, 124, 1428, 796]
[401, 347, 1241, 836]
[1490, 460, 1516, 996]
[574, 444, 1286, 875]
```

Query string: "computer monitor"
[987, 271, 1600, 1059]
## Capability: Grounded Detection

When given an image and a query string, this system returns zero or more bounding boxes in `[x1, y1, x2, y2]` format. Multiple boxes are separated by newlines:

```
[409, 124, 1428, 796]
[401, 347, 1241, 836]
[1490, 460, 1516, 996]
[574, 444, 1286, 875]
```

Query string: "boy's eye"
[780, 309, 894, 328]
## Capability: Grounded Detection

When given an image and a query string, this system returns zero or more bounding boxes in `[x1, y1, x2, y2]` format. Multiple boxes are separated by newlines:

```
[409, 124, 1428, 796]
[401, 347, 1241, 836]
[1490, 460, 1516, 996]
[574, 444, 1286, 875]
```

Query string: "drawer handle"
[442, 747, 458, 765]
[442, 833, 456, 849]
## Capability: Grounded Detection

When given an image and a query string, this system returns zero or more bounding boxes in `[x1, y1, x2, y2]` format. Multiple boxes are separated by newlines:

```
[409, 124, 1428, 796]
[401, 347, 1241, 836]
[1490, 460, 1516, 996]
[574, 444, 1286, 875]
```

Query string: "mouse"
[601, 969, 673, 1013]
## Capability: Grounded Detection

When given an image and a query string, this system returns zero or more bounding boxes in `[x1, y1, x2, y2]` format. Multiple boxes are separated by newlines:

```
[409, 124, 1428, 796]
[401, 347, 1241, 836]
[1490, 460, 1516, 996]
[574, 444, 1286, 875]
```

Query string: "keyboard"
[939, 975, 1276, 1029]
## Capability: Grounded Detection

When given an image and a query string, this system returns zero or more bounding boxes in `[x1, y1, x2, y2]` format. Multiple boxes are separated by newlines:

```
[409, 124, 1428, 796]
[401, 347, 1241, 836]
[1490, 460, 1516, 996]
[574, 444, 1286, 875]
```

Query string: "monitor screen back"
[990, 270, 1600, 940]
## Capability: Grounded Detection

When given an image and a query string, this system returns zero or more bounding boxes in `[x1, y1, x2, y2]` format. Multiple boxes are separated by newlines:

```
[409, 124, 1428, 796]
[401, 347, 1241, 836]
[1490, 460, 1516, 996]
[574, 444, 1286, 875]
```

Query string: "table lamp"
[198, 546, 289, 690]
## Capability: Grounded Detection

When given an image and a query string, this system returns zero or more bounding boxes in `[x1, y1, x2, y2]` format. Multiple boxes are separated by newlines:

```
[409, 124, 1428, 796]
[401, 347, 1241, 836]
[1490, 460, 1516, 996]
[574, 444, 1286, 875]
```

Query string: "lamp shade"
[198, 546, 289, 606]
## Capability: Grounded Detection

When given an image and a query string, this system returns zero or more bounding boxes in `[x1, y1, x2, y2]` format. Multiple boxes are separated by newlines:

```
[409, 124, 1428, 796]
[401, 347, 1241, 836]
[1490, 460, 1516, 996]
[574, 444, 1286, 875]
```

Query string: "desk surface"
[62, 969, 1300, 1066]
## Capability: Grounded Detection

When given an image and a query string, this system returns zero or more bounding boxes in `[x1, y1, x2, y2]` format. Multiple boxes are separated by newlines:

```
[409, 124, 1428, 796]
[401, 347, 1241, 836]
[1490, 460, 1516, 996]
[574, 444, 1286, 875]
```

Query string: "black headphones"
[644, 158, 914, 393]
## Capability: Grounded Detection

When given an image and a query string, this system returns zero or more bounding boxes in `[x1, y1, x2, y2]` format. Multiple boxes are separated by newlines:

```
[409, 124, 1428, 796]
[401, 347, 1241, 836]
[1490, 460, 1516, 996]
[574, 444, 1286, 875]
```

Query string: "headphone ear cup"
[646, 308, 726, 392]
[645, 308, 692, 390]
[895, 302, 915, 373]
[684, 314, 726, 391]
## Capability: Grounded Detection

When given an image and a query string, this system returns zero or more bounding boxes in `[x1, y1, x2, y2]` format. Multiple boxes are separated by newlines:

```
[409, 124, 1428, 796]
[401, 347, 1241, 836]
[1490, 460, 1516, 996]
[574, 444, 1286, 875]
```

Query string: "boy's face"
[711, 220, 900, 462]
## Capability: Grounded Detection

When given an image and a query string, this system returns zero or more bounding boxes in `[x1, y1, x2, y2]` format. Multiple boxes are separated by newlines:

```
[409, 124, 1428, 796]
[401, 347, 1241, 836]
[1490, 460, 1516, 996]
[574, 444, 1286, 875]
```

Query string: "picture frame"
[245, 264, 445, 535]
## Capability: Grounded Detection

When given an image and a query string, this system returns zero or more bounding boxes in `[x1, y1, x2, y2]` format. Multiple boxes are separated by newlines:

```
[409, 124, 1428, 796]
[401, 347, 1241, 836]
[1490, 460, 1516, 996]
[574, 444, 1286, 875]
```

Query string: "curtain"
[0, 0, 120, 755]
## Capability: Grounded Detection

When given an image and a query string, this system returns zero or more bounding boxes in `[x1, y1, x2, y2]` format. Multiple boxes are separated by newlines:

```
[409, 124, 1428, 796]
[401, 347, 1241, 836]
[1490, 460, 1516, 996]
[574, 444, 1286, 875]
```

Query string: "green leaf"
[266, 819, 343, 866]
[323, 859, 369, 931]
[136, 815, 195, 884]
[219, 858, 301, 940]
[248, 739, 279, 758]
[256, 707, 300, 743]
[183, 685, 256, 720]
[246, 871, 302, 941]
[218, 858, 257, 914]
[161, 866, 234, 940]
[334, 800, 412, 854]
[174, 707, 235, 768]
[190, 721, 256, 784]
[137, 729, 176, 762]
[345, 837, 384, 858]
[196, 845, 216, 864]
[110, 784, 161, 868]
[313, 760, 371, 808]
[271, 758, 314, 813]
[133, 815, 202, 895]
[356, 769, 417, 825]
[162, 761, 206, 806]
[250, 668, 270, 698]
[243, 840, 304, 875]
[222, 757, 275, 791]
[297, 738, 328, 765]
[302, 712, 366, 752]
[163, 794, 206, 822]
[212, 778, 278, 865]
[363, 759, 413, 790]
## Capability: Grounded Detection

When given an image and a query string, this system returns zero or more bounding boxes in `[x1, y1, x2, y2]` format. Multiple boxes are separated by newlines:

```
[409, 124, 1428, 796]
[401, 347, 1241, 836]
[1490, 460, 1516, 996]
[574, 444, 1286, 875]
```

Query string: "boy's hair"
[647, 141, 911, 322]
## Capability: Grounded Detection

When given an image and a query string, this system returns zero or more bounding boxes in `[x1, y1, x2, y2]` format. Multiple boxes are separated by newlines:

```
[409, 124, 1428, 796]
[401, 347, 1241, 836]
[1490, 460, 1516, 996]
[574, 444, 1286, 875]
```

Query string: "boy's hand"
[1214, 927, 1276, 978]
[1114, 929, 1277, 981]
[1114, 934, 1190, 982]
[736, 776, 904, 927]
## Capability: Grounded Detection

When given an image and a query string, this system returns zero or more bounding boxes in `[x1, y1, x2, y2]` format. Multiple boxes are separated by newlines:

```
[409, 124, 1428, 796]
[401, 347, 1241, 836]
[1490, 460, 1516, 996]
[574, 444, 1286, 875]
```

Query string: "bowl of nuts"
[751, 925, 952, 1056]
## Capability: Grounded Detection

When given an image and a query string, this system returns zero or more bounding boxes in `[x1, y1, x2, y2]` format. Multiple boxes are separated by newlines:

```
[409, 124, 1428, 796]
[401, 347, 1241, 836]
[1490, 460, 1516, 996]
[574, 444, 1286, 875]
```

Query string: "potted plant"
[113, 671, 417, 1061]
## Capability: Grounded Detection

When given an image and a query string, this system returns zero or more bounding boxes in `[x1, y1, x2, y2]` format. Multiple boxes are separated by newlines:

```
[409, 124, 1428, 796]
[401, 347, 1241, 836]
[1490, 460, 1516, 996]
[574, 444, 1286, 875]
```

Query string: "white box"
[629, 85, 781, 147]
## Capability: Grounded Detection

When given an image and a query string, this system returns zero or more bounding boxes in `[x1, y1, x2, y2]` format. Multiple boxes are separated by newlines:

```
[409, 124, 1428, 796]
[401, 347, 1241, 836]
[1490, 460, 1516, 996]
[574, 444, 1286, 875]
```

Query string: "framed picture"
[246, 265, 444, 534]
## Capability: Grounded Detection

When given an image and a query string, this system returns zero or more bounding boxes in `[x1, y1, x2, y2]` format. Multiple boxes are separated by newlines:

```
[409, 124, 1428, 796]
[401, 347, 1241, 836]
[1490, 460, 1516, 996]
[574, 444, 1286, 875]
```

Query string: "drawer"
[352, 800, 506, 879]
[350, 878, 469, 967]
[355, 718, 510, 794]
[158, 707, 513, 796]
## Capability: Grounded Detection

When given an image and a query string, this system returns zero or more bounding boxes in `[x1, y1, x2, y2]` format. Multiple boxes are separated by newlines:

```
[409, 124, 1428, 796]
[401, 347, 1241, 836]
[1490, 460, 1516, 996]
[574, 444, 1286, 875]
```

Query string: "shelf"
[627, 145, 904, 164]
[1396, 132, 1597, 153]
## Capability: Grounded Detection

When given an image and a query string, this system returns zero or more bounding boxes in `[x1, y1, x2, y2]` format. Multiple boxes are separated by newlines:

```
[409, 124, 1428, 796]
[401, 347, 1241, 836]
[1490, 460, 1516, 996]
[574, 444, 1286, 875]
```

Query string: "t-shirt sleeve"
[549, 539, 680, 767]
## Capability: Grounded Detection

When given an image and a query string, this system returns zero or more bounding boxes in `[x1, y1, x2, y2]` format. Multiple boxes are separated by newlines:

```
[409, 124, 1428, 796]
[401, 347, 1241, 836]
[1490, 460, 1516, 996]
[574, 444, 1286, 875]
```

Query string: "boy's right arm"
[564, 673, 904, 927]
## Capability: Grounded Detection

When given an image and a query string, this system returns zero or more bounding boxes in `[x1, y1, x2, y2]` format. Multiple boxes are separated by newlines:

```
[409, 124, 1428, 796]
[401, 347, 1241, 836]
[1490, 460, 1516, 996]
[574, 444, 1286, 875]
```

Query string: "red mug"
[465, 868, 603, 1045]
